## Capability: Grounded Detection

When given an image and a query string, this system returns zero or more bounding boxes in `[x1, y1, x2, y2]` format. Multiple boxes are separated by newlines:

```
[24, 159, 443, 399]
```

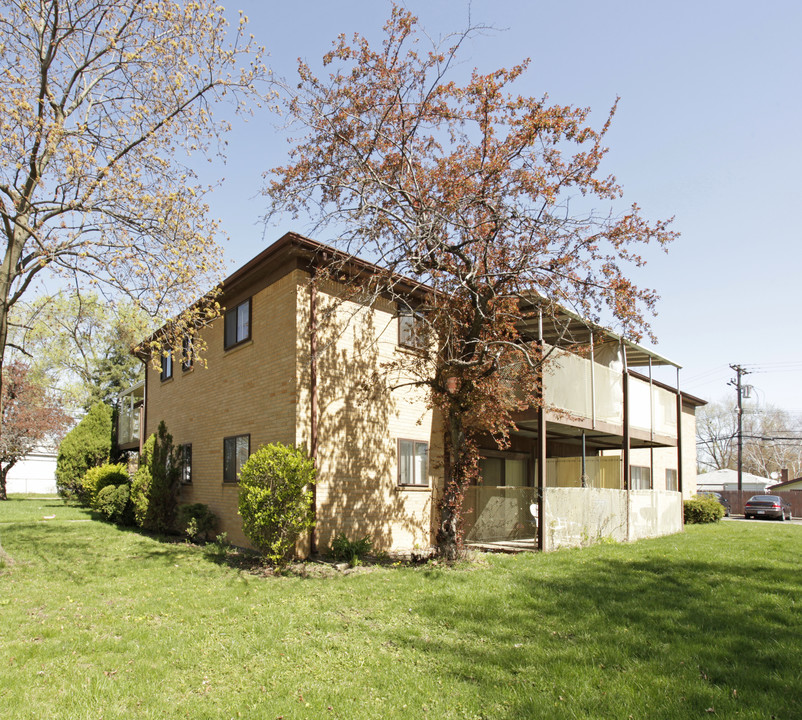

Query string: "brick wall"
[145, 270, 300, 547]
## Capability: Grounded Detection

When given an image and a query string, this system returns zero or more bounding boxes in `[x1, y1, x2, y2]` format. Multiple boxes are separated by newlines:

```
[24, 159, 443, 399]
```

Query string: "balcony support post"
[622, 342, 631, 540]
[536, 309, 546, 552]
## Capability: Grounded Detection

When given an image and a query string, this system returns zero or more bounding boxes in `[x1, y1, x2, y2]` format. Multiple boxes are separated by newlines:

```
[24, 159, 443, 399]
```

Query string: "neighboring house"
[5, 446, 58, 494]
[696, 468, 773, 494]
[767, 475, 802, 492]
[119, 232, 704, 554]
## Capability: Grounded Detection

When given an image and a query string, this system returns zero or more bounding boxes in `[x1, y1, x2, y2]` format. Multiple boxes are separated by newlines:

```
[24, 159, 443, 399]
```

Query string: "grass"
[1, 497, 801, 720]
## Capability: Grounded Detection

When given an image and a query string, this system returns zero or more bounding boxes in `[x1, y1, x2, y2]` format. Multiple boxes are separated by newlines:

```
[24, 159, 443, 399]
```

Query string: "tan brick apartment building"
[119, 232, 704, 554]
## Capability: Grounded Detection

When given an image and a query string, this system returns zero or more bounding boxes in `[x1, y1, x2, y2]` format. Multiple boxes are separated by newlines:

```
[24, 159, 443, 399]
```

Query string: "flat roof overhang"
[512, 414, 677, 451]
[518, 297, 681, 369]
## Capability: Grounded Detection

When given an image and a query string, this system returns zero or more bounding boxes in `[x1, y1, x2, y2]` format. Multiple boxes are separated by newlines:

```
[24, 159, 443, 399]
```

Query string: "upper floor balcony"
[117, 380, 144, 450]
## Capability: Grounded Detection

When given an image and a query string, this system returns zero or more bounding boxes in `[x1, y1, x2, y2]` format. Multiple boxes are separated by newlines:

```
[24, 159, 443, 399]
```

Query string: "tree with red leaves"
[1, 362, 70, 500]
[265, 7, 676, 558]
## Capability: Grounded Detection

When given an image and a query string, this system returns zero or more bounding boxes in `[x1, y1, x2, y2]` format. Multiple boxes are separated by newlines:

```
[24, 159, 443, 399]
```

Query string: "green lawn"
[1, 497, 800, 720]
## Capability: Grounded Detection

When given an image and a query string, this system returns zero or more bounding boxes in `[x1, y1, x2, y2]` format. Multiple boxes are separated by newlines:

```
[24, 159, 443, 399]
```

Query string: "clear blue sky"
[201, 0, 802, 414]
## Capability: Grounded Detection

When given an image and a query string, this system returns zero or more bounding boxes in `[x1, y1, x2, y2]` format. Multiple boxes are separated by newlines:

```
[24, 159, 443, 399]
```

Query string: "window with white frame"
[665, 468, 678, 492]
[630, 465, 652, 490]
[398, 307, 426, 351]
[398, 439, 428, 486]
[224, 299, 251, 350]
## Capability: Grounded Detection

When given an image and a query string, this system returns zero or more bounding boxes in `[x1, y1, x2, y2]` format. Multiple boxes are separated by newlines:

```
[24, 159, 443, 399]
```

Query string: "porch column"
[536, 309, 546, 552]
[622, 343, 631, 541]
[676, 367, 683, 492]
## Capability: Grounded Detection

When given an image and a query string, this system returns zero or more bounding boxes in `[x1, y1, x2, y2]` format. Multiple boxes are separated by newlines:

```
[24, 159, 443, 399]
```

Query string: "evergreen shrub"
[56, 402, 113, 504]
[94, 483, 134, 525]
[84, 462, 128, 507]
[130, 421, 180, 532]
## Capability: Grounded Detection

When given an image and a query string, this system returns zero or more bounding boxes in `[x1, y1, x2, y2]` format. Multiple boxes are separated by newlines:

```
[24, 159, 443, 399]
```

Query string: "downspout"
[309, 278, 319, 556]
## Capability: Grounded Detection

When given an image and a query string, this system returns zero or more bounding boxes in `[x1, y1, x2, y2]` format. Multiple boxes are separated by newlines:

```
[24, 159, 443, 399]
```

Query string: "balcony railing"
[542, 345, 677, 438]
[117, 381, 144, 448]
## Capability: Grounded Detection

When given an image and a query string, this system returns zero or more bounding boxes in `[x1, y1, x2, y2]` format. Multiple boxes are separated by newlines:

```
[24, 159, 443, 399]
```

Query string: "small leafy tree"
[55, 402, 113, 503]
[238, 443, 316, 566]
[130, 422, 180, 533]
[0, 362, 70, 500]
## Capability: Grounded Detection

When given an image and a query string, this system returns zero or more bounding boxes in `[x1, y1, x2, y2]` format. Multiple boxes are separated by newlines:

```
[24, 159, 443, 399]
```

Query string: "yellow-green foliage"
[684, 495, 725, 524]
[84, 463, 128, 508]
[238, 443, 315, 566]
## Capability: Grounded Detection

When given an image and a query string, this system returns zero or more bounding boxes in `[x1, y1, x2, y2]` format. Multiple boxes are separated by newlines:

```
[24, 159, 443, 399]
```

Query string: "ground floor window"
[398, 439, 428, 486]
[631, 465, 652, 490]
[223, 434, 250, 483]
[178, 444, 192, 484]
[665, 468, 678, 491]
[478, 455, 528, 487]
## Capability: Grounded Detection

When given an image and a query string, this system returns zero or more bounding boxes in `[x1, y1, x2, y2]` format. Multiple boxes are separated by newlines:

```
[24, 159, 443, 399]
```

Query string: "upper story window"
[398, 307, 426, 350]
[182, 336, 194, 372]
[178, 443, 192, 484]
[160, 351, 173, 381]
[224, 298, 251, 350]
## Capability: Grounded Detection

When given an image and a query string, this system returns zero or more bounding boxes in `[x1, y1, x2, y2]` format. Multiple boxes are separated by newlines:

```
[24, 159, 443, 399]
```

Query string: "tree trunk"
[0, 463, 9, 501]
[436, 410, 468, 560]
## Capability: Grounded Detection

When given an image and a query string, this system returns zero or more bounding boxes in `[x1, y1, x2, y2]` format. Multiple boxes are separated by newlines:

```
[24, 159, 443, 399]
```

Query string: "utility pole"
[728, 364, 750, 496]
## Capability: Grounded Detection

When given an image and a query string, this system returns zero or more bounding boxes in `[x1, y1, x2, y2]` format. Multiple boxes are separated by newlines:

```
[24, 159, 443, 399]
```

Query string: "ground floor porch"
[462, 413, 686, 551]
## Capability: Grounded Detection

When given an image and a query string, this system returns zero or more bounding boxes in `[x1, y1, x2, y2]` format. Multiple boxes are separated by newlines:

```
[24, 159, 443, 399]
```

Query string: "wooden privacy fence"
[718, 490, 802, 516]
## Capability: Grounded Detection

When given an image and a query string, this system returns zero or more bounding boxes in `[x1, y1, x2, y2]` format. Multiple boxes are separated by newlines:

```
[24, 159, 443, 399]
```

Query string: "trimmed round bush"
[85, 462, 128, 508]
[94, 483, 133, 525]
[238, 443, 315, 566]
[684, 494, 725, 524]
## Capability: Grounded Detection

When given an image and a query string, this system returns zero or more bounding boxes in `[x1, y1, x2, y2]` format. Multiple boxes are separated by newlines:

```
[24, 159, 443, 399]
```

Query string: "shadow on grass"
[393, 545, 802, 719]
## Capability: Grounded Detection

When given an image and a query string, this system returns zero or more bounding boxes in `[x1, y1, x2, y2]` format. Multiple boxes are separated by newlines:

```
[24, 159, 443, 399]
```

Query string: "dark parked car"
[743, 494, 792, 521]
[698, 491, 731, 517]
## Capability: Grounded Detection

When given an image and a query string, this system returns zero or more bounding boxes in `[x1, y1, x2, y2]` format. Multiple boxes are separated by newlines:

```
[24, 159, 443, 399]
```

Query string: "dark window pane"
[224, 308, 237, 348]
[236, 435, 250, 473]
[224, 437, 236, 482]
[182, 444, 192, 483]
[182, 337, 194, 371]
[160, 351, 172, 381]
